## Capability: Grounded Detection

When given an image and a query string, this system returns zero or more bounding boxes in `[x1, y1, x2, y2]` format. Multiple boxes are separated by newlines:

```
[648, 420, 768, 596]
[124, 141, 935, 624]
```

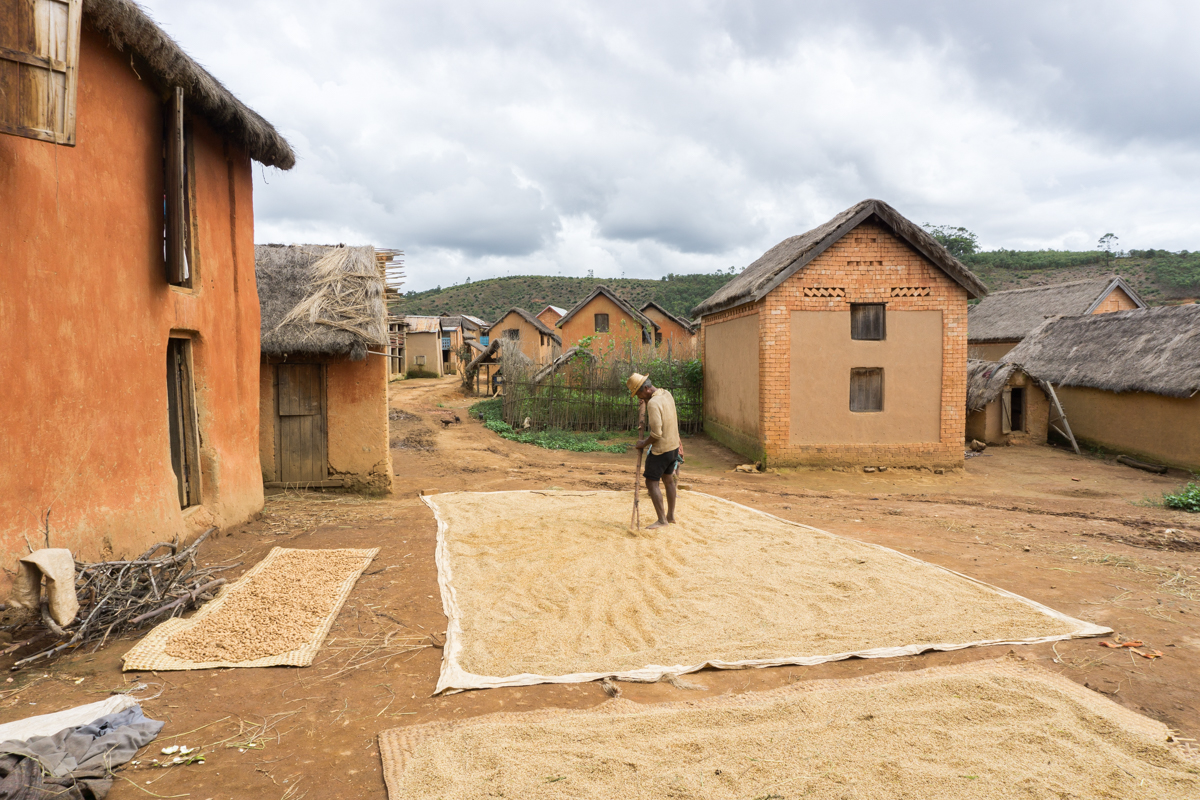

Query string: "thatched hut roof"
[491, 308, 563, 345]
[531, 347, 598, 383]
[557, 286, 656, 332]
[84, 0, 295, 169]
[256, 245, 388, 360]
[968, 276, 1145, 344]
[692, 199, 987, 318]
[640, 301, 696, 334]
[966, 360, 1022, 411]
[1003, 304, 1200, 398]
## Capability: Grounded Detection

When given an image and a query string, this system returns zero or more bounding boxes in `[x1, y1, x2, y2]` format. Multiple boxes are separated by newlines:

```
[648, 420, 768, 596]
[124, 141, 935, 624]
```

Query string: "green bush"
[406, 367, 439, 379]
[1162, 482, 1200, 512]
[470, 399, 628, 453]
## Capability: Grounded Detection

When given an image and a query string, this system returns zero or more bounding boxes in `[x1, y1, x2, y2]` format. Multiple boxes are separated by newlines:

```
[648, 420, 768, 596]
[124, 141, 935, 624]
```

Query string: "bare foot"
[646, 520, 668, 530]
[666, 517, 677, 524]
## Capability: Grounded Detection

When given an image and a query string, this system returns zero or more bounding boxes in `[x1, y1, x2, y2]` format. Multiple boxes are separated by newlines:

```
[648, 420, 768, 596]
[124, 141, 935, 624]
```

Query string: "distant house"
[439, 315, 466, 375]
[403, 316, 443, 376]
[1003, 304, 1200, 471]
[692, 199, 987, 468]
[536, 305, 567, 329]
[256, 245, 393, 493]
[968, 276, 1145, 360]
[557, 286, 657, 353]
[489, 308, 562, 365]
[966, 361, 1050, 446]
[640, 302, 697, 353]
[0, 0, 293, 574]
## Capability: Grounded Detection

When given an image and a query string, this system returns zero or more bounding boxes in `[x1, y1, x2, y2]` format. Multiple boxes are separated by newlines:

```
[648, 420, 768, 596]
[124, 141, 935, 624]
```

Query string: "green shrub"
[470, 399, 628, 453]
[1162, 482, 1200, 512]
[406, 367, 438, 379]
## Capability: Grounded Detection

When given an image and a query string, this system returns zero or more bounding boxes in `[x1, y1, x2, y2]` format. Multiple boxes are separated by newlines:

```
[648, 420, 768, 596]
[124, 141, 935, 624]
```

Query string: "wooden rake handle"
[631, 399, 645, 530]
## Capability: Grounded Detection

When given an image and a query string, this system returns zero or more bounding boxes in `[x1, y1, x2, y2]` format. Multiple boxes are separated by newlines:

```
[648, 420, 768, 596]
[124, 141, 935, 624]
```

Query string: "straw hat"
[627, 372, 650, 396]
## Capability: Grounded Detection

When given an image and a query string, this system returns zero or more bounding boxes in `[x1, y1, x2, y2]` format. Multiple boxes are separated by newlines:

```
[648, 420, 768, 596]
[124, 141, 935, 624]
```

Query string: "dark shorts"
[644, 448, 679, 481]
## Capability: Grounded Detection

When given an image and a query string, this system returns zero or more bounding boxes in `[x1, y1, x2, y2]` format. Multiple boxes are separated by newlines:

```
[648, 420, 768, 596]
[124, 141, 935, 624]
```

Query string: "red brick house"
[692, 199, 987, 468]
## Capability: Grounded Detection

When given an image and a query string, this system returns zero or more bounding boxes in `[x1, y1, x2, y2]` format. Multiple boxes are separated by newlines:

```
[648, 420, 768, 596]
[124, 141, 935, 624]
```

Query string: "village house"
[556, 286, 657, 353]
[489, 308, 562, 365]
[640, 301, 697, 354]
[402, 316, 443, 376]
[387, 316, 405, 378]
[536, 304, 567, 329]
[968, 276, 1145, 360]
[256, 245, 393, 493]
[966, 361, 1050, 446]
[439, 315, 464, 375]
[1002, 304, 1200, 471]
[0, 0, 293, 575]
[691, 199, 987, 469]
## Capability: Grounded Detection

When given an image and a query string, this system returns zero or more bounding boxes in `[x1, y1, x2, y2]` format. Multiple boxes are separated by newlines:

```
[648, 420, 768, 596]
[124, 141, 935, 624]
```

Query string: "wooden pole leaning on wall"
[1038, 379, 1080, 456]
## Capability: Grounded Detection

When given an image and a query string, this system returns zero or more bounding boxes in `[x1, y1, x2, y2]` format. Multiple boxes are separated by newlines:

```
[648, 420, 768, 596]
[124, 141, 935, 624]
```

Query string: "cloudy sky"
[142, 0, 1200, 291]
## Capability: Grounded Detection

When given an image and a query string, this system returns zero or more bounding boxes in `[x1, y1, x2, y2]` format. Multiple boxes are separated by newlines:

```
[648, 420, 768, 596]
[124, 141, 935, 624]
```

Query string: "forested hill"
[395, 250, 1199, 322]
[396, 273, 735, 321]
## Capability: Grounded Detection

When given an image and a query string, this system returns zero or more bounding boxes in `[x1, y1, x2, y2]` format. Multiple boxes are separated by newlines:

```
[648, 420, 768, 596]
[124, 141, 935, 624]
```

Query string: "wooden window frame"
[164, 88, 199, 289]
[849, 367, 884, 413]
[850, 303, 886, 341]
[166, 336, 202, 508]
[504, 328, 520, 340]
[594, 313, 609, 333]
[0, 0, 81, 145]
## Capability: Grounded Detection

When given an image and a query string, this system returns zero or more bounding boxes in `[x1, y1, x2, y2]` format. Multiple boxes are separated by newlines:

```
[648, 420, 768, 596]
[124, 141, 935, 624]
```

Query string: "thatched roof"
[83, 0, 294, 169]
[640, 301, 696, 334]
[466, 338, 533, 373]
[557, 286, 656, 332]
[491, 308, 562, 345]
[968, 276, 1145, 344]
[256, 245, 387, 360]
[531, 346, 598, 383]
[967, 360, 1022, 411]
[692, 199, 987, 318]
[1003, 304, 1200, 398]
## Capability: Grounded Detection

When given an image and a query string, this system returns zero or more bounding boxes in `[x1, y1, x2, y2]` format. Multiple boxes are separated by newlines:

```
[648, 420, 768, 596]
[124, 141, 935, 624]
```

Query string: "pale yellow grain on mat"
[429, 491, 1100, 687]
[122, 547, 377, 671]
[379, 658, 1200, 800]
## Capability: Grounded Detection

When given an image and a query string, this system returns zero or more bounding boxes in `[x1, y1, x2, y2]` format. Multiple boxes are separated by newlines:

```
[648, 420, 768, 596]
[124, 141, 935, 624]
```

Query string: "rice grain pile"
[428, 491, 1103, 690]
[380, 658, 1199, 800]
[163, 548, 373, 663]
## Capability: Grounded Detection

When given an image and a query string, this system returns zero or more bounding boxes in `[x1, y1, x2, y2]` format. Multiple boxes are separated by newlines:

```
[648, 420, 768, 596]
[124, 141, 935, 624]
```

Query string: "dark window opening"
[167, 338, 201, 508]
[594, 313, 609, 333]
[850, 368, 883, 412]
[655, 331, 663, 346]
[164, 87, 197, 288]
[504, 328, 520, 340]
[850, 304, 885, 340]
[1010, 387, 1025, 431]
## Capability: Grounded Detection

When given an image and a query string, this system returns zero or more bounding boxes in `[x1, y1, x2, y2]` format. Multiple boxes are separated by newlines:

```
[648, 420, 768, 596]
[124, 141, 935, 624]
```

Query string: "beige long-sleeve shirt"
[645, 388, 680, 455]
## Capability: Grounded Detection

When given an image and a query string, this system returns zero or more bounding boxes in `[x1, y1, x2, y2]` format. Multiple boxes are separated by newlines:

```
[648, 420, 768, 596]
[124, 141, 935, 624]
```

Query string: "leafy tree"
[1097, 233, 1118, 268]
[923, 224, 980, 259]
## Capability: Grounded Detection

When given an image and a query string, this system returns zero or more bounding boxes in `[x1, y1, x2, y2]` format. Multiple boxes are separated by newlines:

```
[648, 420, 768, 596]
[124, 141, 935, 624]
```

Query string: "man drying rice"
[628, 373, 682, 529]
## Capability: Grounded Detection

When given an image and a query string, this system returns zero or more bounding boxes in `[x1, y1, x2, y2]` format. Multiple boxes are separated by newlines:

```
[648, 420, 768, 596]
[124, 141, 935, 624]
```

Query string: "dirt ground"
[2, 374, 1198, 799]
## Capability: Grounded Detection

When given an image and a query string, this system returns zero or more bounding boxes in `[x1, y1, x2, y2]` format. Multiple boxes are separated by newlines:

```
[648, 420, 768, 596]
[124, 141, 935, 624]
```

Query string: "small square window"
[850, 368, 883, 412]
[850, 304, 885, 340]
[415, 355, 426, 366]
[594, 313, 610, 333]
[504, 328, 520, 340]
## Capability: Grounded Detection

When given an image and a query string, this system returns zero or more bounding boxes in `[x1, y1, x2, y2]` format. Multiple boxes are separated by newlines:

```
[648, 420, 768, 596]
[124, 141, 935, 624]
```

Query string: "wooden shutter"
[0, 0, 80, 144]
[594, 313, 609, 332]
[850, 368, 883, 412]
[165, 87, 188, 284]
[1001, 388, 1012, 434]
[850, 304, 886, 340]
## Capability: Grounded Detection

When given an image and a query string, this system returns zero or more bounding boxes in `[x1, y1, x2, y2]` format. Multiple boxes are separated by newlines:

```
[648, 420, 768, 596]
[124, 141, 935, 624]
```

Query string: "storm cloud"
[141, 0, 1200, 290]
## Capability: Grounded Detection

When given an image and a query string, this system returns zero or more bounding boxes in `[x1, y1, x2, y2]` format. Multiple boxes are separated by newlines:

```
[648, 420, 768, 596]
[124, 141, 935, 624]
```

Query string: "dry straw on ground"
[123, 547, 377, 670]
[426, 491, 1107, 692]
[379, 658, 1200, 800]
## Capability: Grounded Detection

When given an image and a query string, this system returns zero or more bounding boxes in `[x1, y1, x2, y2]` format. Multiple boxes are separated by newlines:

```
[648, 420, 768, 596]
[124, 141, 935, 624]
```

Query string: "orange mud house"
[536, 304, 566, 329]
[692, 199, 987, 469]
[1002, 304, 1200, 472]
[256, 245, 394, 493]
[966, 361, 1050, 446]
[0, 0, 293, 576]
[967, 276, 1144, 361]
[556, 286, 657, 353]
[640, 301, 697, 353]
[489, 308, 562, 365]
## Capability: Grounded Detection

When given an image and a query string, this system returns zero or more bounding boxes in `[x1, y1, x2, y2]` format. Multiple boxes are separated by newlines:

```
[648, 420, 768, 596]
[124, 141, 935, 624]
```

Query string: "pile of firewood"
[11, 527, 234, 670]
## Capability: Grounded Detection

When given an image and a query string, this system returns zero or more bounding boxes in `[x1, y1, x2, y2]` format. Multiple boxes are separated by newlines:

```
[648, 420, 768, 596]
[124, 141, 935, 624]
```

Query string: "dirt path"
[2, 374, 1197, 799]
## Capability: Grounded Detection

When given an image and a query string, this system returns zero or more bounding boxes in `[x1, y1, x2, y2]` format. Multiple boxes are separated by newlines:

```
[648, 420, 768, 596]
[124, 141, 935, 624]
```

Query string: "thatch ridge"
[256, 244, 387, 360]
[966, 360, 1021, 411]
[640, 301, 696, 334]
[531, 346, 598, 384]
[83, 0, 295, 169]
[491, 308, 563, 345]
[557, 286, 657, 332]
[691, 199, 987, 318]
[1003, 304, 1200, 398]
[968, 276, 1145, 344]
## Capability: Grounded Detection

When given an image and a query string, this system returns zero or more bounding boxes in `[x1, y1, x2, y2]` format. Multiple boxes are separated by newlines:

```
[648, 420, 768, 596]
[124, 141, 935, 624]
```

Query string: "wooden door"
[276, 364, 326, 483]
[1001, 388, 1013, 434]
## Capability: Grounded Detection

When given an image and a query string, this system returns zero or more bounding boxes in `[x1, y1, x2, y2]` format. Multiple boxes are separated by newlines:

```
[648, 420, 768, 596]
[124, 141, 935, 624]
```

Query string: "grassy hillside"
[394, 250, 1199, 322]
[396, 273, 734, 321]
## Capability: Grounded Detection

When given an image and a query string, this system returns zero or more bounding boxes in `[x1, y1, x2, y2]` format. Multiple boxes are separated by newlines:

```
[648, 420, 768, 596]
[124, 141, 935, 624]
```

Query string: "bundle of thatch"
[256, 245, 388, 361]
[966, 360, 1022, 411]
[1003, 304, 1200, 397]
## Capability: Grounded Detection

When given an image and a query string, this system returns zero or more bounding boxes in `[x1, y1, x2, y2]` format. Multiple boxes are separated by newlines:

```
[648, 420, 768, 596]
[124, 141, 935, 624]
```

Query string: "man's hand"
[635, 438, 651, 451]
